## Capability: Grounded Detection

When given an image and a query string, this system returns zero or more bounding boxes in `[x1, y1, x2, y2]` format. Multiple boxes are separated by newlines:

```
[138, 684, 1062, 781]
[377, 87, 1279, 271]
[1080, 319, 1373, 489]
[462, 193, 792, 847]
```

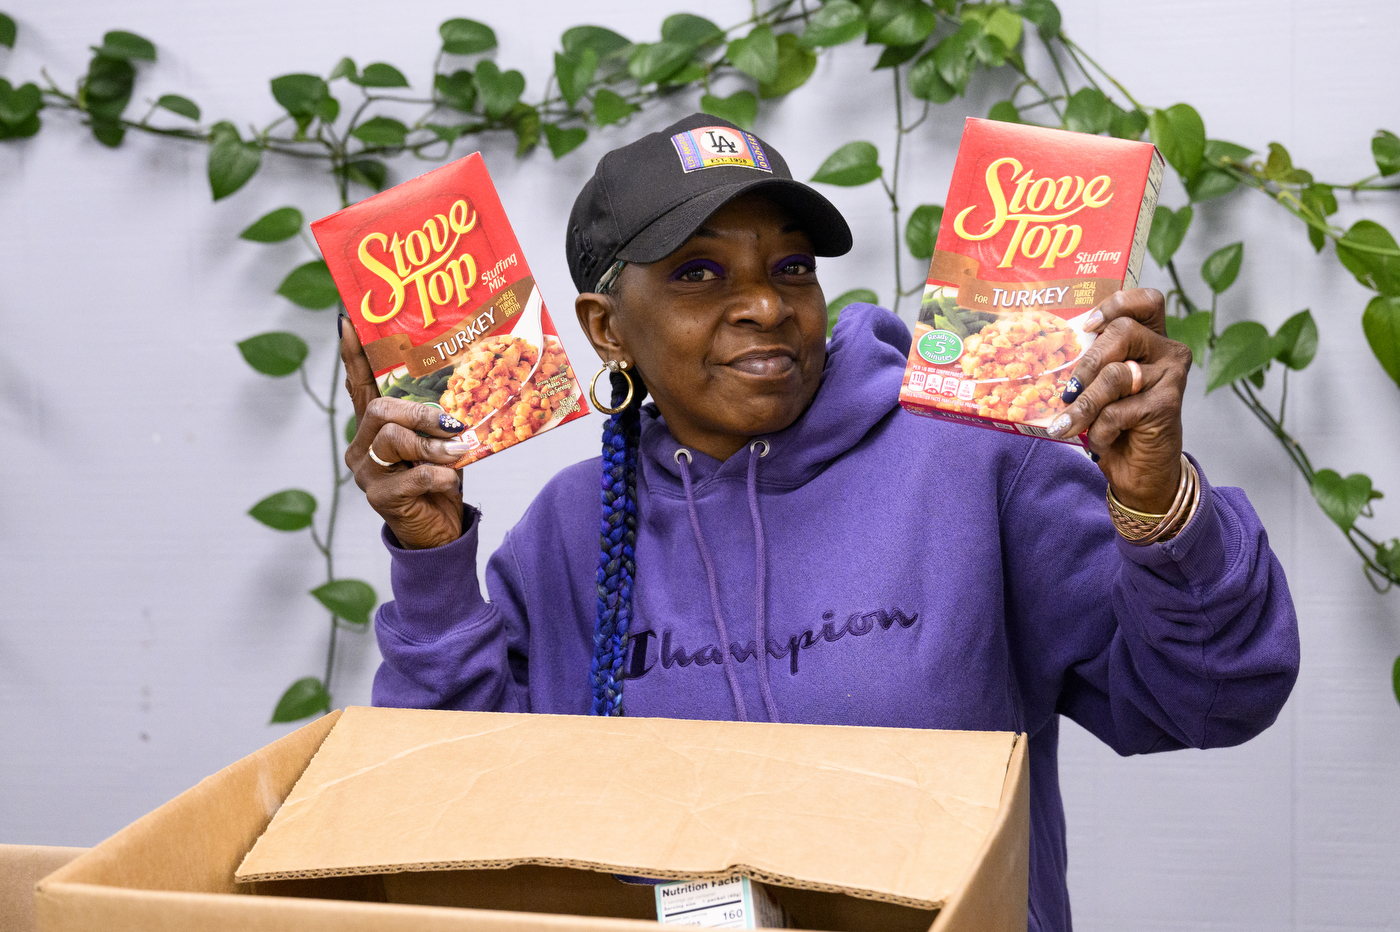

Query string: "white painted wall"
[2, 2, 1397, 929]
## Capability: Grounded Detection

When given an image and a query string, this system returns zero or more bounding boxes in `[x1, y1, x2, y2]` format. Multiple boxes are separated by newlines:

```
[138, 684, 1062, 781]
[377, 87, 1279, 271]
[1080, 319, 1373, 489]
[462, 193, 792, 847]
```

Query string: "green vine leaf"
[240, 206, 303, 243]
[562, 25, 631, 63]
[543, 123, 587, 158]
[700, 90, 757, 130]
[827, 288, 879, 338]
[988, 100, 1020, 124]
[1362, 295, 1400, 387]
[963, 4, 1023, 50]
[0, 13, 14, 49]
[1206, 320, 1272, 393]
[1204, 138, 1252, 164]
[208, 121, 262, 200]
[728, 25, 779, 85]
[1310, 469, 1374, 532]
[352, 63, 410, 88]
[1336, 220, 1400, 296]
[344, 414, 358, 445]
[1064, 87, 1110, 135]
[507, 102, 540, 155]
[1164, 310, 1212, 368]
[440, 18, 496, 55]
[1148, 102, 1206, 180]
[249, 489, 317, 531]
[1201, 241, 1244, 294]
[1186, 168, 1238, 203]
[592, 88, 638, 126]
[1019, 0, 1062, 43]
[238, 332, 310, 377]
[435, 70, 476, 112]
[661, 13, 723, 49]
[932, 22, 979, 95]
[868, 0, 936, 47]
[759, 34, 816, 99]
[93, 30, 156, 62]
[475, 61, 525, 120]
[155, 94, 199, 121]
[1300, 182, 1337, 252]
[801, 0, 866, 47]
[1264, 141, 1312, 184]
[1393, 654, 1400, 708]
[278, 260, 339, 309]
[0, 80, 42, 133]
[659, 61, 706, 88]
[270, 74, 336, 133]
[1272, 309, 1318, 371]
[343, 158, 387, 191]
[1147, 204, 1191, 267]
[908, 49, 955, 103]
[351, 116, 409, 147]
[875, 43, 923, 70]
[271, 677, 330, 724]
[311, 579, 378, 627]
[1372, 129, 1400, 177]
[85, 55, 135, 122]
[328, 57, 357, 82]
[905, 204, 944, 260]
[811, 141, 882, 187]
[555, 49, 598, 108]
[627, 41, 693, 86]
[1107, 104, 1148, 140]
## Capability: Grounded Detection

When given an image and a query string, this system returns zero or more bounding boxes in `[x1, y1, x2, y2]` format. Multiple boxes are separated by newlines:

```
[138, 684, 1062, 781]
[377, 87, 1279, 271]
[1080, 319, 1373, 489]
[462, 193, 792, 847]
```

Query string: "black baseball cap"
[566, 113, 853, 293]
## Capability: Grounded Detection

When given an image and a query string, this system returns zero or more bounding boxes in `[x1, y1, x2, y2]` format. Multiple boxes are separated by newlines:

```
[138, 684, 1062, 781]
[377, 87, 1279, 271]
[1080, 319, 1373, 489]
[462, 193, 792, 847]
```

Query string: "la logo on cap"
[671, 126, 773, 174]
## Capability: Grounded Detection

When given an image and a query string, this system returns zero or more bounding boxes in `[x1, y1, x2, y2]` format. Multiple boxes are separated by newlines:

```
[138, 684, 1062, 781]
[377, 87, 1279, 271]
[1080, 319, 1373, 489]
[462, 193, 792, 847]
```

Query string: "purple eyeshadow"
[774, 254, 817, 275]
[669, 258, 725, 281]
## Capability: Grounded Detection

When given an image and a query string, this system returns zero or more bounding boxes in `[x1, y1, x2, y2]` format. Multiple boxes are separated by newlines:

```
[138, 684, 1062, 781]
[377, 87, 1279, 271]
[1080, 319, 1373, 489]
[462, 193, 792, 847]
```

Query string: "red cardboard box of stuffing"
[901, 118, 1164, 444]
[312, 153, 589, 466]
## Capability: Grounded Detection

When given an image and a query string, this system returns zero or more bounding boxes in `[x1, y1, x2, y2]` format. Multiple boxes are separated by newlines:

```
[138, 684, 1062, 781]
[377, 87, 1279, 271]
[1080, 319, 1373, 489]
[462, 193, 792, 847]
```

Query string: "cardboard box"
[2, 845, 86, 932]
[36, 708, 1027, 932]
[900, 118, 1164, 443]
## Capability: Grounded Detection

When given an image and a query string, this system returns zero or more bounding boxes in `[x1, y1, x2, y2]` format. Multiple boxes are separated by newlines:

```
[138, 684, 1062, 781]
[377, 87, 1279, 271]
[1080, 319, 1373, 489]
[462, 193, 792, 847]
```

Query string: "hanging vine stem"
[8, 0, 1398, 708]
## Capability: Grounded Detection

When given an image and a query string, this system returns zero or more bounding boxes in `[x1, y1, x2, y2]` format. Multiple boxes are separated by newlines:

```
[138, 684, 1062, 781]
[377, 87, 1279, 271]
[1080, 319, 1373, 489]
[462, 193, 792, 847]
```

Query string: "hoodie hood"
[640, 303, 912, 492]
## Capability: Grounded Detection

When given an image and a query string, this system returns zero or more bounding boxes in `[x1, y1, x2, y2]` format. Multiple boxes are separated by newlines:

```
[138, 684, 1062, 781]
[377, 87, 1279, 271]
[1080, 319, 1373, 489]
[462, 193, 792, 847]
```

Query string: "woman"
[339, 114, 1298, 931]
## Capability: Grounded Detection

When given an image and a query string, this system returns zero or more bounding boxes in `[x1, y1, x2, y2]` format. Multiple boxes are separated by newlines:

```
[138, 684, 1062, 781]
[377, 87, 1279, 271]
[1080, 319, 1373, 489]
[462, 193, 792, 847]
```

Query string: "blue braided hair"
[590, 368, 646, 716]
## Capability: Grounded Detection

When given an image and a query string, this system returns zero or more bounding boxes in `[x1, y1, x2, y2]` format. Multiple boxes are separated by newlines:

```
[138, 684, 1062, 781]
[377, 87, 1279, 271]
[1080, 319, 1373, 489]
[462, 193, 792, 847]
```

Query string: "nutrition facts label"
[908, 371, 974, 401]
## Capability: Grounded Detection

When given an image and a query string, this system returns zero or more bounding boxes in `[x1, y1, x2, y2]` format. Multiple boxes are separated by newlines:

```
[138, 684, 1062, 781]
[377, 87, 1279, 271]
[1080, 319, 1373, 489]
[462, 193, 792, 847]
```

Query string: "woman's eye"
[775, 255, 816, 276]
[671, 260, 723, 283]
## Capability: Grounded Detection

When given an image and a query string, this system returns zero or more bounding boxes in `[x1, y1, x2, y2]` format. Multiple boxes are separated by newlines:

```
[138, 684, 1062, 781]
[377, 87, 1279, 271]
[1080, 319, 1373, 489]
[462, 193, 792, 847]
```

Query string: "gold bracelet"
[1107, 454, 1198, 545]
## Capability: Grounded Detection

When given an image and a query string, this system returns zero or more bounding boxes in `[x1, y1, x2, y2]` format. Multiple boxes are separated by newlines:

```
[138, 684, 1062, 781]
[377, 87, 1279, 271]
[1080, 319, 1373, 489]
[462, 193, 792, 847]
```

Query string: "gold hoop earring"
[589, 360, 634, 415]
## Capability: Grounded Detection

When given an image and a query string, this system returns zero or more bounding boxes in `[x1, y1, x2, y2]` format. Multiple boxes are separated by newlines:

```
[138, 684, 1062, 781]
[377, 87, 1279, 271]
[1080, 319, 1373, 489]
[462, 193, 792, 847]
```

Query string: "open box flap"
[235, 708, 1018, 911]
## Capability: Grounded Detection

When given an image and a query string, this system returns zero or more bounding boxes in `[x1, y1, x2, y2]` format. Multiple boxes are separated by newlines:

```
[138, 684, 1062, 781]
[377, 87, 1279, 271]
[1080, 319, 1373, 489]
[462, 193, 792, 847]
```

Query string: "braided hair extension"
[590, 368, 646, 715]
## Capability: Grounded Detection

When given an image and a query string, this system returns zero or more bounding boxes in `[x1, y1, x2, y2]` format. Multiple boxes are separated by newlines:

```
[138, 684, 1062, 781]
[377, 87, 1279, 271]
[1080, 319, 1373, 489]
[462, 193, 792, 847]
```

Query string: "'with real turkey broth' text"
[900, 118, 1164, 444]
[312, 152, 589, 466]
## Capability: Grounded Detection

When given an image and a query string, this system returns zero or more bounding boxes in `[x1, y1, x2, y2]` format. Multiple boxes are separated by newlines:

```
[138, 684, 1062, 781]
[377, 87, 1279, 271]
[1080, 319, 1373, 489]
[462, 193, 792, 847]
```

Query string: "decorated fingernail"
[1090, 451, 1101, 463]
[1048, 413, 1073, 437]
[1082, 309, 1104, 332]
[439, 413, 465, 433]
[1061, 376, 1083, 404]
[444, 441, 474, 455]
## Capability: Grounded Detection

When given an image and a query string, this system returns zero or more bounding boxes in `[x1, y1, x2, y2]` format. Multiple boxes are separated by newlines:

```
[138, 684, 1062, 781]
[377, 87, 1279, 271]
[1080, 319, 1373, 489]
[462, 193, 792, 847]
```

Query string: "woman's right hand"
[341, 320, 470, 550]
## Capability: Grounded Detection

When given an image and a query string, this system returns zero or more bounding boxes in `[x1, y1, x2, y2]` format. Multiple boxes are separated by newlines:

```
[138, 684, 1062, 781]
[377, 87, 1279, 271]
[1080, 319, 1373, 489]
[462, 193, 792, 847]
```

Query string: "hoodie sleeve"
[1000, 443, 1299, 754]
[370, 506, 531, 713]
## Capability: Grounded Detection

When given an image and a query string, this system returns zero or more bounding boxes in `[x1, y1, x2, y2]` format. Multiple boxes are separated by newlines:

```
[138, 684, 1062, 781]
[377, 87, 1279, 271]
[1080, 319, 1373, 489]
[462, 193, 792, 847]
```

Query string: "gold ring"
[1126, 359, 1143, 395]
[367, 445, 395, 469]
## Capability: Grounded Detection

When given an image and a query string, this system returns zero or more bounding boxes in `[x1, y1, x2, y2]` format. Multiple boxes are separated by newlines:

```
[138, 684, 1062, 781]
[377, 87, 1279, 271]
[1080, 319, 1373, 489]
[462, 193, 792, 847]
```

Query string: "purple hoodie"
[373, 303, 1299, 931]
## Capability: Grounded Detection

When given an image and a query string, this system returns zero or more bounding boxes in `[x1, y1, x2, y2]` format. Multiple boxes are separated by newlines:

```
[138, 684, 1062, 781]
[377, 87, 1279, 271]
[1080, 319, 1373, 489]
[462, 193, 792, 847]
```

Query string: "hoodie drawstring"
[673, 442, 781, 724]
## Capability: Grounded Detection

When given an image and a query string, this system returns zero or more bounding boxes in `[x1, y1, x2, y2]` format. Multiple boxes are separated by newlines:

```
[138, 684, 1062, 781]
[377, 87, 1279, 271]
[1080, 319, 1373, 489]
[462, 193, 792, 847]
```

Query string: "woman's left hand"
[1049, 288, 1194, 514]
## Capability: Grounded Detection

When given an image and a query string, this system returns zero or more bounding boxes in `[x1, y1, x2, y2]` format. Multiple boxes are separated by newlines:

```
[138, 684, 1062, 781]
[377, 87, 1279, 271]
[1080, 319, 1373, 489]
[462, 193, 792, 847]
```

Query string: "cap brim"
[614, 178, 853, 264]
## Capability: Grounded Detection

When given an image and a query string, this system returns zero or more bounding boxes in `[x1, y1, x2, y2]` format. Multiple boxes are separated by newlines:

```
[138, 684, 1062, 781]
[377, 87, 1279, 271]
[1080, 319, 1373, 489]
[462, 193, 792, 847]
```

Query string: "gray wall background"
[2, 1, 1397, 929]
